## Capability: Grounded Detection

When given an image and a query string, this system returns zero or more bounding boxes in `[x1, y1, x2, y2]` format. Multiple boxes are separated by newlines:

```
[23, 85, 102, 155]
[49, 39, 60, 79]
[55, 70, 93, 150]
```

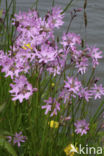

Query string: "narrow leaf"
[0, 103, 6, 113]
[0, 136, 17, 156]
[84, 0, 87, 9]
[61, 0, 74, 14]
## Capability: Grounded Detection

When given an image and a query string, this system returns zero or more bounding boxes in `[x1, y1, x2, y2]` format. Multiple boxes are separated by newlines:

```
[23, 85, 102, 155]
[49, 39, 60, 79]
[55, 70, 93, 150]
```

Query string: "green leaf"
[0, 9, 3, 18]
[61, 0, 74, 14]
[0, 136, 17, 156]
[0, 103, 6, 113]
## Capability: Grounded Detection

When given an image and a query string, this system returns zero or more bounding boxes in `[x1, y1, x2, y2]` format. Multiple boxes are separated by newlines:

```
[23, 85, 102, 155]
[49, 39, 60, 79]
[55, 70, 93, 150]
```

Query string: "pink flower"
[88, 46, 102, 68]
[7, 132, 27, 147]
[64, 76, 82, 95]
[35, 44, 57, 64]
[61, 32, 81, 49]
[91, 84, 104, 100]
[41, 97, 52, 115]
[59, 77, 82, 103]
[47, 60, 62, 76]
[48, 7, 64, 28]
[42, 97, 60, 116]
[9, 76, 36, 103]
[75, 57, 89, 74]
[74, 120, 89, 136]
[1, 56, 21, 79]
[50, 101, 60, 117]
[13, 132, 27, 147]
[59, 89, 71, 103]
[78, 87, 92, 101]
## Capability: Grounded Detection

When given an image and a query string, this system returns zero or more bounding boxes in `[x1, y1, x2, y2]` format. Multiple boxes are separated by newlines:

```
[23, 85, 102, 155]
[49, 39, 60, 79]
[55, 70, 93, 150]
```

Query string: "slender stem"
[87, 68, 95, 87]
[4, 0, 13, 22]
[66, 17, 73, 34]
[11, 0, 16, 46]
[80, 99, 86, 118]
[74, 99, 82, 115]
[3, 0, 14, 51]
[61, 0, 74, 14]
[6, 0, 9, 50]
[72, 98, 75, 145]
[90, 100, 104, 124]
[40, 115, 49, 155]
[35, 0, 39, 10]
[52, 0, 55, 7]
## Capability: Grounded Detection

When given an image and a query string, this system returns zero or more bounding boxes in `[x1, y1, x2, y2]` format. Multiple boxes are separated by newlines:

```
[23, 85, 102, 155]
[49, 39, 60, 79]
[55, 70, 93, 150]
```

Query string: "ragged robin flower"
[74, 120, 89, 136]
[9, 75, 37, 103]
[41, 97, 60, 116]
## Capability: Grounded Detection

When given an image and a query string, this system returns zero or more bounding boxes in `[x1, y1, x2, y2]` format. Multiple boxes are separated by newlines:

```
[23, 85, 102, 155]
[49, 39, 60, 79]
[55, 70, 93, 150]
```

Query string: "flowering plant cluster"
[0, 4, 104, 156]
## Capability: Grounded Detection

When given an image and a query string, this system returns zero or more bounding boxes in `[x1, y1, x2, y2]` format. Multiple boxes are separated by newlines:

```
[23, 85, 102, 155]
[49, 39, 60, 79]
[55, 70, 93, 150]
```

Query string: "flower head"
[78, 87, 92, 101]
[75, 57, 88, 74]
[35, 44, 57, 64]
[7, 132, 27, 147]
[41, 97, 60, 116]
[48, 7, 64, 28]
[13, 132, 27, 147]
[61, 32, 81, 50]
[88, 46, 102, 68]
[9, 75, 36, 103]
[64, 77, 82, 96]
[74, 120, 89, 136]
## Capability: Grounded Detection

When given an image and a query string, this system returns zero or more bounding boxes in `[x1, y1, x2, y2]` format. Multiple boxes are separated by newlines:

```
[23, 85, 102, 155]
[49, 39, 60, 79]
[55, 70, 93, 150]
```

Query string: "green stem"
[80, 99, 86, 118]
[11, 0, 16, 45]
[40, 115, 49, 155]
[74, 98, 82, 116]
[87, 68, 95, 88]
[35, 0, 39, 10]
[66, 17, 73, 33]
[6, 0, 9, 50]
[72, 99, 75, 145]
[61, 0, 74, 14]
[52, 0, 55, 7]
[90, 100, 104, 124]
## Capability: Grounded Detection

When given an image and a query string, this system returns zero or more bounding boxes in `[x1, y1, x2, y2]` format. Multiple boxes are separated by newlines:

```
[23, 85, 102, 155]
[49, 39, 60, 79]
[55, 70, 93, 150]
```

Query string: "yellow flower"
[48, 120, 59, 128]
[64, 144, 78, 156]
[22, 43, 32, 50]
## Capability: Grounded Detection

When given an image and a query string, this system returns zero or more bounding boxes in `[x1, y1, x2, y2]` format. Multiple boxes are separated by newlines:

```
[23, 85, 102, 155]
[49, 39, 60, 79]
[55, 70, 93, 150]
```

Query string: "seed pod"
[81, 39, 84, 48]
[84, 10, 87, 28]
[84, 0, 87, 9]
